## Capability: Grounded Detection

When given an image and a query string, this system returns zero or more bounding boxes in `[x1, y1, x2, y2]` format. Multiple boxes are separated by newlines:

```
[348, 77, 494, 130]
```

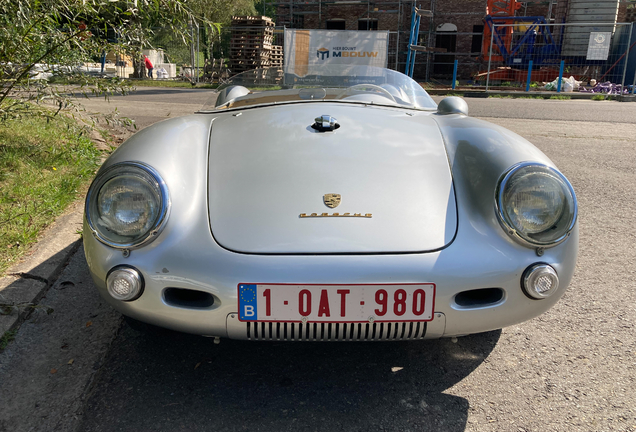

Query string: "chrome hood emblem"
[312, 115, 340, 132]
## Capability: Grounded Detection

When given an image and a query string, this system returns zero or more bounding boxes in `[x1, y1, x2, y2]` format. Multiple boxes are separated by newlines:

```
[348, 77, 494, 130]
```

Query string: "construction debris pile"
[579, 81, 634, 95]
[229, 16, 283, 75]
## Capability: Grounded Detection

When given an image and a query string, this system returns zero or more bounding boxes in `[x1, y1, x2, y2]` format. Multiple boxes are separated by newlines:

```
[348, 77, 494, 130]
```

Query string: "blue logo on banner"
[239, 284, 258, 321]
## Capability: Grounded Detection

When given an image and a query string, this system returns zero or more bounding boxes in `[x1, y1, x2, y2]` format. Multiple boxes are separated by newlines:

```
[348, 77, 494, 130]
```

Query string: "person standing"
[144, 55, 153, 79]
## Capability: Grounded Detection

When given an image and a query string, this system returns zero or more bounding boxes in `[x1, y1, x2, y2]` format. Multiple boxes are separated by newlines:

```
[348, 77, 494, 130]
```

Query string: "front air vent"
[163, 288, 215, 309]
[245, 321, 427, 341]
[453, 288, 505, 309]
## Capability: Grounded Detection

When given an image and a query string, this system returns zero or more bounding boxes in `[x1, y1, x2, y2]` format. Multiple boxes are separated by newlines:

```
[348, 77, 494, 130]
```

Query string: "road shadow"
[79, 323, 500, 432]
[0, 239, 81, 339]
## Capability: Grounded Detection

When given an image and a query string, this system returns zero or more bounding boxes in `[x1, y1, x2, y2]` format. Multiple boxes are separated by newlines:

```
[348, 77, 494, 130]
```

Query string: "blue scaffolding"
[484, 15, 560, 66]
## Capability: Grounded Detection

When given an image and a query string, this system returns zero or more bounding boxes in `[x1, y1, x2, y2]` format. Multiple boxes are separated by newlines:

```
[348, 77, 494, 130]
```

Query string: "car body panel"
[208, 103, 456, 254]
[84, 103, 578, 339]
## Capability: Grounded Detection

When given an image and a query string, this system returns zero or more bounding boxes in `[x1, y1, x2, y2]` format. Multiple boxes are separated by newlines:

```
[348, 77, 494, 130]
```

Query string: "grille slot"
[245, 321, 427, 341]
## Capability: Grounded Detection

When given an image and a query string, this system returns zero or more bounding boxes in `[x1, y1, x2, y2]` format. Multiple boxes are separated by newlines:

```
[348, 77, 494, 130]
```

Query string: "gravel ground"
[445, 116, 636, 432]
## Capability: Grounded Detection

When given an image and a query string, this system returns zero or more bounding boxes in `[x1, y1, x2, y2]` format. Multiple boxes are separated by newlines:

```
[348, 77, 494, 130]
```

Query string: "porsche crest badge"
[323, 193, 341, 209]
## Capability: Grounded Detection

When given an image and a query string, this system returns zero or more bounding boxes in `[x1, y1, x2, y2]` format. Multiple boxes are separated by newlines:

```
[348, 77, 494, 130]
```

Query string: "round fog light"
[106, 267, 144, 301]
[522, 264, 559, 299]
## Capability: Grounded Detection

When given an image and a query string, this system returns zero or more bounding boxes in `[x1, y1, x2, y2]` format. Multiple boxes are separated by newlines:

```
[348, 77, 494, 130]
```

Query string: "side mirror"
[437, 96, 468, 116]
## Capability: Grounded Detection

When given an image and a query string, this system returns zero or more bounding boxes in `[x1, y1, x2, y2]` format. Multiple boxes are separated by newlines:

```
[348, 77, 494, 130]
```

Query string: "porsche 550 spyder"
[83, 66, 578, 341]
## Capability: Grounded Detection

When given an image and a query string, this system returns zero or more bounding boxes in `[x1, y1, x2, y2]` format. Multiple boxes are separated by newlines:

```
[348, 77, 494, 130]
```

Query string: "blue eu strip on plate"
[239, 284, 258, 321]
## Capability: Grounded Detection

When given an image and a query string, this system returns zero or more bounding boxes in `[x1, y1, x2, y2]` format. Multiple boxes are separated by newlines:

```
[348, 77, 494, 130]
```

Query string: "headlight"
[496, 163, 577, 248]
[85, 162, 169, 248]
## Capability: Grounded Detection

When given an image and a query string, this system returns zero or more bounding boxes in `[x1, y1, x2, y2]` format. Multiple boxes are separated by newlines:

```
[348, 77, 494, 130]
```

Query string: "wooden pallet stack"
[269, 45, 284, 69]
[229, 16, 276, 74]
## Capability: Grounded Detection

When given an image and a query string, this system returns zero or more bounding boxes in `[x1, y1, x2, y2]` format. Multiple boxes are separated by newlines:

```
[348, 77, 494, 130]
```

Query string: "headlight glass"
[86, 163, 169, 248]
[497, 163, 576, 247]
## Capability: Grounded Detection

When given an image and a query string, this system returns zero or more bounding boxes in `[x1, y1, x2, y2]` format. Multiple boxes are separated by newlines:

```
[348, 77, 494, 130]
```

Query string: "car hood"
[208, 103, 457, 254]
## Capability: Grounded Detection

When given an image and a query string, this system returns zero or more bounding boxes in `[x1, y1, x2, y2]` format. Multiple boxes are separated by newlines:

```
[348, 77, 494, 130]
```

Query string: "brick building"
[272, 0, 632, 80]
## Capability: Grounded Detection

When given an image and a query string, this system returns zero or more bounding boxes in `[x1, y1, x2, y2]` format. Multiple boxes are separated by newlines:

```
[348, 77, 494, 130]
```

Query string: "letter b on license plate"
[238, 284, 435, 323]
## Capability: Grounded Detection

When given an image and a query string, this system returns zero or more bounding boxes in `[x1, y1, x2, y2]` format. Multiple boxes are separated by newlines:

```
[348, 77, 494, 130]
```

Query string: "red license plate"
[237, 283, 436, 323]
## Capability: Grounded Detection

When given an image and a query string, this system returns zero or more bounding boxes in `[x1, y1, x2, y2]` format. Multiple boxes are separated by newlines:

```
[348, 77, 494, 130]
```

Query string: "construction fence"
[130, 20, 636, 96]
[195, 26, 474, 82]
[479, 22, 636, 95]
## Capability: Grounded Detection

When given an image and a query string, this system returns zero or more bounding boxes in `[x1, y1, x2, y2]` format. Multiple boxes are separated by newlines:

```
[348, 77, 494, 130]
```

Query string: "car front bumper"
[84, 217, 578, 340]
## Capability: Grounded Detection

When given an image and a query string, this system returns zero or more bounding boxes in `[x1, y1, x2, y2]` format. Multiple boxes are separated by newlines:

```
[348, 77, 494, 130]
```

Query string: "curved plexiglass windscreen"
[199, 66, 437, 112]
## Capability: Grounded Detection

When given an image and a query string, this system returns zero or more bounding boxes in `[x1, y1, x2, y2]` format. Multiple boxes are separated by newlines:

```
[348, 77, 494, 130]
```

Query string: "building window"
[358, 19, 378, 31]
[292, 14, 304, 29]
[471, 25, 484, 54]
[434, 23, 457, 76]
[326, 19, 346, 30]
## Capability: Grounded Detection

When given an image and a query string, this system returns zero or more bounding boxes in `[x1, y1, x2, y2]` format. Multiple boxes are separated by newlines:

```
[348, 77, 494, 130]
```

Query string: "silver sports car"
[83, 66, 578, 341]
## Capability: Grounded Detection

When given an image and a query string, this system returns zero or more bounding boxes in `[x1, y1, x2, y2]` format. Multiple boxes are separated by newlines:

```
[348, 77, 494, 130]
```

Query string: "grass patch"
[0, 112, 102, 275]
[129, 79, 217, 89]
[50, 75, 217, 90]
[0, 330, 17, 350]
[245, 86, 283, 91]
[487, 94, 574, 100]
[591, 94, 607, 101]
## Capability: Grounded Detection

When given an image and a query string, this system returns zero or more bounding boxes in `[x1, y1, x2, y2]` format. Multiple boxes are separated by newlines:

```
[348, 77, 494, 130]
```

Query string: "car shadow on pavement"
[79, 323, 500, 432]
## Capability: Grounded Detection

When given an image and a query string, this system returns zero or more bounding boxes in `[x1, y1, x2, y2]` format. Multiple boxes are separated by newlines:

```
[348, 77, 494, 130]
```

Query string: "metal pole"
[410, 13, 420, 78]
[620, 23, 633, 95]
[386, 31, 390, 69]
[397, 0, 401, 70]
[486, 24, 494, 91]
[632, 25, 636, 95]
[452, 59, 458, 89]
[632, 28, 636, 94]
[196, 22, 200, 83]
[405, 4, 415, 75]
[425, 0, 434, 82]
[525, 60, 533, 92]
[190, 20, 195, 83]
[557, 60, 564, 93]
[395, 31, 400, 71]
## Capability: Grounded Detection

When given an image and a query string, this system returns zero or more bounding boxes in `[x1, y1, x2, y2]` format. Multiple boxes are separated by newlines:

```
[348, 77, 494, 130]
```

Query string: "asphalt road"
[1, 89, 635, 432]
[77, 87, 636, 128]
[78, 88, 214, 130]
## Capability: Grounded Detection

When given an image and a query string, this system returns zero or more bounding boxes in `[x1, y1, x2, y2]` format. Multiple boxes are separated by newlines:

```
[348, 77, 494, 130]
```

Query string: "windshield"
[199, 66, 437, 112]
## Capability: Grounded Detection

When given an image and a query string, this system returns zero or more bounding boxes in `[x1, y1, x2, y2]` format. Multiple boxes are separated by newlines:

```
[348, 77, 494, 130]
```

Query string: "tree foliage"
[253, 0, 277, 19]
[183, 0, 258, 64]
[0, 0, 208, 122]
[188, 0, 257, 24]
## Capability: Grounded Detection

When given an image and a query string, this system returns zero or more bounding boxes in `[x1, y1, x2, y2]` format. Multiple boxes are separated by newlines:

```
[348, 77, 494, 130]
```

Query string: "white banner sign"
[586, 32, 612, 61]
[284, 30, 388, 77]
